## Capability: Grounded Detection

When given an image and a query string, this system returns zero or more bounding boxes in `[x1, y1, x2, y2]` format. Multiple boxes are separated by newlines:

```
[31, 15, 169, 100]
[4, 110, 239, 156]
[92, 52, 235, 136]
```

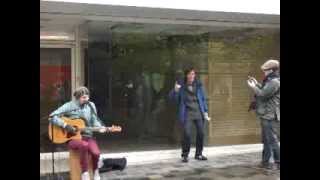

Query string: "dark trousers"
[181, 118, 205, 157]
[260, 118, 280, 164]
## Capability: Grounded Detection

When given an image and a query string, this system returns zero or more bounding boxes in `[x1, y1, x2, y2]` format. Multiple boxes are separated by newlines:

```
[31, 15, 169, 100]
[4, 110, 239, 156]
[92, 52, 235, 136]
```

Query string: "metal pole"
[51, 121, 55, 179]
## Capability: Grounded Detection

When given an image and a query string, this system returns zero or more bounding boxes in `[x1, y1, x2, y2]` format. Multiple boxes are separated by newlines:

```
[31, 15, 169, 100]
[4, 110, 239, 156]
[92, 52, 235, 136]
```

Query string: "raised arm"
[251, 79, 280, 100]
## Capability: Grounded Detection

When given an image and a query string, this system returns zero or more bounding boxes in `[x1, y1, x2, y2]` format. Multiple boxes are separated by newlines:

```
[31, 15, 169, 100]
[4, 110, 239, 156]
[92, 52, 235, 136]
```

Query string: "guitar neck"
[80, 126, 120, 132]
[80, 127, 105, 132]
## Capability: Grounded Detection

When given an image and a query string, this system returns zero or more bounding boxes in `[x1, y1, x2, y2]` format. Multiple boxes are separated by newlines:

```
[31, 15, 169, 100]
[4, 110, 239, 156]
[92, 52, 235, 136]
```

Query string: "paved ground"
[41, 152, 279, 180]
[101, 152, 279, 180]
[107, 165, 280, 180]
[40, 144, 280, 180]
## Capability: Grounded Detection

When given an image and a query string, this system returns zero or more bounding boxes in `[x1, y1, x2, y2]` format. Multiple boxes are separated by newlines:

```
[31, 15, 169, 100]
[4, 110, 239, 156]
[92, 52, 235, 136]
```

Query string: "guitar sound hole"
[66, 126, 78, 138]
[66, 133, 73, 138]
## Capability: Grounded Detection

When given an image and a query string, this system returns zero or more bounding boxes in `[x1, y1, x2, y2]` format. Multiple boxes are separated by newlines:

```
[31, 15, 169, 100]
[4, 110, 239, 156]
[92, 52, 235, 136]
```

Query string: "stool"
[69, 149, 94, 180]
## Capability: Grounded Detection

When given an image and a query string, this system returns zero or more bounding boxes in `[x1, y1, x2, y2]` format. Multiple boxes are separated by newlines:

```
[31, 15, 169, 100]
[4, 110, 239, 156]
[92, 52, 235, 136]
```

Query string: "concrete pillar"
[72, 26, 85, 95]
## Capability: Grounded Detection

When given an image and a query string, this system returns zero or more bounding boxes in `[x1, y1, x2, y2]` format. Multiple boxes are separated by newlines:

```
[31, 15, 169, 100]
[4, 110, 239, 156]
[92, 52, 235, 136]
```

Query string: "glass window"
[40, 48, 72, 152]
[85, 22, 279, 152]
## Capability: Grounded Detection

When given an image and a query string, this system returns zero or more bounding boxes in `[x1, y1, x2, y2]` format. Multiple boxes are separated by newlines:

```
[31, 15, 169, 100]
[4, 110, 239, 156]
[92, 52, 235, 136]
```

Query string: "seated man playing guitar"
[49, 86, 117, 180]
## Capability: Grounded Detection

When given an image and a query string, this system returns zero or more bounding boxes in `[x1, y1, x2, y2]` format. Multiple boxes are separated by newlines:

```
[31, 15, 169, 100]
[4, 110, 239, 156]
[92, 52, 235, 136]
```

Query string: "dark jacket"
[169, 79, 209, 124]
[251, 73, 280, 120]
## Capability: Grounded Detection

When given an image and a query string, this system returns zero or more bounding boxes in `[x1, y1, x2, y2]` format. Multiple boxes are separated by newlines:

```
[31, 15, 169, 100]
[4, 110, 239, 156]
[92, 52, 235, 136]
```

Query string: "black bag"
[99, 158, 127, 173]
[248, 95, 257, 112]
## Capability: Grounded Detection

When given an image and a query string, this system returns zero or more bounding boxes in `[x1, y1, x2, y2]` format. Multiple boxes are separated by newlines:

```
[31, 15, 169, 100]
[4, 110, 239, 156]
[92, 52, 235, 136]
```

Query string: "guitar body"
[48, 117, 86, 144]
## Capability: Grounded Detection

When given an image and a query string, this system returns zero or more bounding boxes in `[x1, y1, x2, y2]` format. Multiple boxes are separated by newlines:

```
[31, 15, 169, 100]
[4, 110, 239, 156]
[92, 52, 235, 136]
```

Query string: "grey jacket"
[251, 74, 280, 121]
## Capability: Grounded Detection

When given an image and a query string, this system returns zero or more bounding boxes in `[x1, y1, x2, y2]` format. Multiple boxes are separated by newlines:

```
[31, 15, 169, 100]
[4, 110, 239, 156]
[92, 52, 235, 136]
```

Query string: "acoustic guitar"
[48, 117, 122, 144]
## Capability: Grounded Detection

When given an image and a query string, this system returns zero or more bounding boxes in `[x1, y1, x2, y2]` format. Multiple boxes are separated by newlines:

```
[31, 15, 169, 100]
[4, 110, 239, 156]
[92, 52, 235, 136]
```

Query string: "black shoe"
[195, 155, 208, 161]
[258, 162, 272, 170]
[182, 156, 189, 163]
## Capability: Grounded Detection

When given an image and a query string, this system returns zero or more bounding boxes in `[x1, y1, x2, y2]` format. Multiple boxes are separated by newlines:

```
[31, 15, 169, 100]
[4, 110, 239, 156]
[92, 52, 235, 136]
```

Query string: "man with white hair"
[247, 59, 280, 170]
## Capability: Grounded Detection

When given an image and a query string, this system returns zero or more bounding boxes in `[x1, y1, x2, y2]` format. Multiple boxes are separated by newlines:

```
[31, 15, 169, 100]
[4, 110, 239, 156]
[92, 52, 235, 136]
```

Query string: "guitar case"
[99, 157, 127, 173]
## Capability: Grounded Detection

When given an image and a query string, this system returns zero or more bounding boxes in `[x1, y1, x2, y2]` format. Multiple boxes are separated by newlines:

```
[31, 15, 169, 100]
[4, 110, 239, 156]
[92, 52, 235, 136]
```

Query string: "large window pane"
[40, 48, 71, 152]
[85, 22, 280, 152]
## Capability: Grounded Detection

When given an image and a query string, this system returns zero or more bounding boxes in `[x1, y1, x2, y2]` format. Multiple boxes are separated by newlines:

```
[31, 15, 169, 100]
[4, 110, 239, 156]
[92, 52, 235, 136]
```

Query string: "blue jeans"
[181, 118, 204, 157]
[260, 118, 280, 164]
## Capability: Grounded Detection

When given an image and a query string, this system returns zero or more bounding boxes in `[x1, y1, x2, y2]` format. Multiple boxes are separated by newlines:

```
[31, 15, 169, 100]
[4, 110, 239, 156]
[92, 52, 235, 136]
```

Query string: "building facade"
[40, 1, 280, 154]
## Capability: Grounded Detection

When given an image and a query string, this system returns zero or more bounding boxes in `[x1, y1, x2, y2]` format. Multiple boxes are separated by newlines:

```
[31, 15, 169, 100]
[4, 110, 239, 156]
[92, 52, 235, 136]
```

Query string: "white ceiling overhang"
[40, 1, 280, 40]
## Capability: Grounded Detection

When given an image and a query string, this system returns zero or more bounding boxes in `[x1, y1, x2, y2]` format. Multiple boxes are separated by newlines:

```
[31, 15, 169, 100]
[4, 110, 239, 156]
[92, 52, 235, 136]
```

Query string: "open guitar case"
[98, 157, 127, 173]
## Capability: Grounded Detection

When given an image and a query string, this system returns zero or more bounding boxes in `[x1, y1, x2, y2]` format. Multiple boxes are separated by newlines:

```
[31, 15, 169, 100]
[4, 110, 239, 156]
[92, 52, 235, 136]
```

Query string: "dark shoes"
[195, 155, 208, 161]
[258, 162, 273, 170]
[182, 156, 189, 163]
[258, 162, 280, 170]
[182, 155, 208, 163]
[258, 163, 273, 170]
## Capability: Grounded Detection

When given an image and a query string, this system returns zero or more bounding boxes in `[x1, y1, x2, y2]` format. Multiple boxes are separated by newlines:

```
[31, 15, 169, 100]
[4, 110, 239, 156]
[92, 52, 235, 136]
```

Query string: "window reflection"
[40, 48, 71, 152]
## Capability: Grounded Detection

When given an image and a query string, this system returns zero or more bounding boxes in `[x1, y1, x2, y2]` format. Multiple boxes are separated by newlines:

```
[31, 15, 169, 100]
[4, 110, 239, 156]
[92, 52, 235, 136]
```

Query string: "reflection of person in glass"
[56, 83, 65, 105]
[169, 67, 211, 163]
[49, 87, 107, 180]
[124, 80, 135, 117]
